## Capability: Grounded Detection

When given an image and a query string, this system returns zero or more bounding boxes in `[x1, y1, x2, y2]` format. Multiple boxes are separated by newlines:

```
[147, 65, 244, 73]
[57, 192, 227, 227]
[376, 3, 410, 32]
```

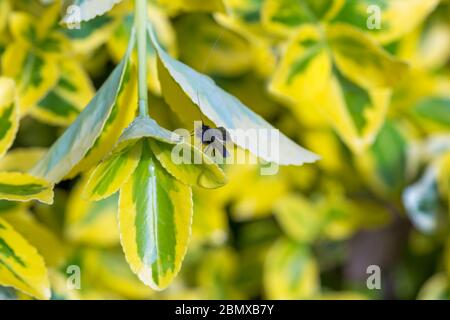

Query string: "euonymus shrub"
[0, 0, 320, 297]
[0, 0, 448, 300]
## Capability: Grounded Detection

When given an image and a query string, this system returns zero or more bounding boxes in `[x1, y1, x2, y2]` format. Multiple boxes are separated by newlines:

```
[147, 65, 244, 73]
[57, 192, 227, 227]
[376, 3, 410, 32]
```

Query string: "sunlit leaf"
[0, 217, 50, 300]
[30, 37, 135, 183]
[0, 78, 19, 158]
[84, 141, 142, 201]
[0, 172, 53, 204]
[149, 24, 319, 165]
[119, 140, 192, 290]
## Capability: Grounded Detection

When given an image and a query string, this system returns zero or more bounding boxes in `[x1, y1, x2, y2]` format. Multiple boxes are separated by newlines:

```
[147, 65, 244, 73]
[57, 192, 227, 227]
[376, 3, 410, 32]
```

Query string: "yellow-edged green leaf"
[119, 140, 193, 290]
[149, 24, 319, 166]
[32, 60, 95, 126]
[2, 43, 59, 114]
[0, 172, 53, 204]
[84, 141, 142, 201]
[327, 23, 408, 90]
[264, 238, 319, 299]
[0, 217, 50, 300]
[316, 71, 391, 153]
[62, 0, 123, 24]
[356, 121, 408, 196]
[66, 180, 119, 247]
[118, 115, 181, 145]
[30, 36, 136, 183]
[0, 77, 19, 158]
[63, 13, 119, 54]
[149, 139, 227, 189]
[269, 24, 331, 105]
[262, 0, 344, 37]
[333, 0, 440, 44]
[2, 211, 64, 267]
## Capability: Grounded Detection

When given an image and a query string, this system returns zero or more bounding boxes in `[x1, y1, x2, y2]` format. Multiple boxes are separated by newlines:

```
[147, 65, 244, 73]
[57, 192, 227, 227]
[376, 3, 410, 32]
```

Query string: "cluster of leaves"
[0, 0, 449, 300]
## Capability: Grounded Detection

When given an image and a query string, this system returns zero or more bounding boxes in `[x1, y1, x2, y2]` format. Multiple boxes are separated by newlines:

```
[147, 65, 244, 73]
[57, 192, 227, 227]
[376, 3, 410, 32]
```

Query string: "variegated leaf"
[84, 141, 142, 201]
[31, 60, 94, 126]
[0, 78, 19, 158]
[332, 0, 440, 44]
[0, 217, 50, 300]
[0, 172, 53, 204]
[30, 36, 136, 183]
[149, 139, 228, 189]
[149, 24, 319, 166]
[119, 140, 193, 290]
[2, 43, 59, 114]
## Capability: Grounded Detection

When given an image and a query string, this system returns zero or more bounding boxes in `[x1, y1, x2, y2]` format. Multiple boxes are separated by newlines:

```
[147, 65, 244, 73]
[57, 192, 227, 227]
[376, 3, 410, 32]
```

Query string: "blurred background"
[0, 0, 449, 300]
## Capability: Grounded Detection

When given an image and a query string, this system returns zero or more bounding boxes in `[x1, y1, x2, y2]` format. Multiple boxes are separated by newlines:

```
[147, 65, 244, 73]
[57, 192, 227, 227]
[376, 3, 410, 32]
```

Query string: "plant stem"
[135, 0, 148, 117]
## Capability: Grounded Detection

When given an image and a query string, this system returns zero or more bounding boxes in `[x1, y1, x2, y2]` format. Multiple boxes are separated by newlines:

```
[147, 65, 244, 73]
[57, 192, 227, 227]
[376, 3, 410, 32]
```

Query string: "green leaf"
[264, 238, 319, 299]
[119, 140, 193, 290]
[0, 172, 53, 204]
[332, 0, 440, 44]
[149, 139, 228, 189]
[0, 217, 50, 300]
[149, 24, 319, 166]
[30, 36, 135, 183]
[62, 0, 123, 24]
[84, 141, 142, 201]
[413, 97, 450, 128]
[327, 23, 409, 90]
[118, 116, 181, 145]
[0, 78, 19, 158]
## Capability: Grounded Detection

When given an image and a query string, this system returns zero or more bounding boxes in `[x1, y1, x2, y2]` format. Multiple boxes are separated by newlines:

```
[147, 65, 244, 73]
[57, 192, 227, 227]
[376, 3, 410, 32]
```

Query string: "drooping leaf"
[118, 116, 181, 145]
[149, 139, 227, 189]
[149, 24, 319, 166]
[84, 141, 142, 201]
[0, 217, 50, 300]
[30, 36, 135, 183]
[62, 0, 123, 24]
[0, 78, 19, 158]
[119, 140, 193, 290]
